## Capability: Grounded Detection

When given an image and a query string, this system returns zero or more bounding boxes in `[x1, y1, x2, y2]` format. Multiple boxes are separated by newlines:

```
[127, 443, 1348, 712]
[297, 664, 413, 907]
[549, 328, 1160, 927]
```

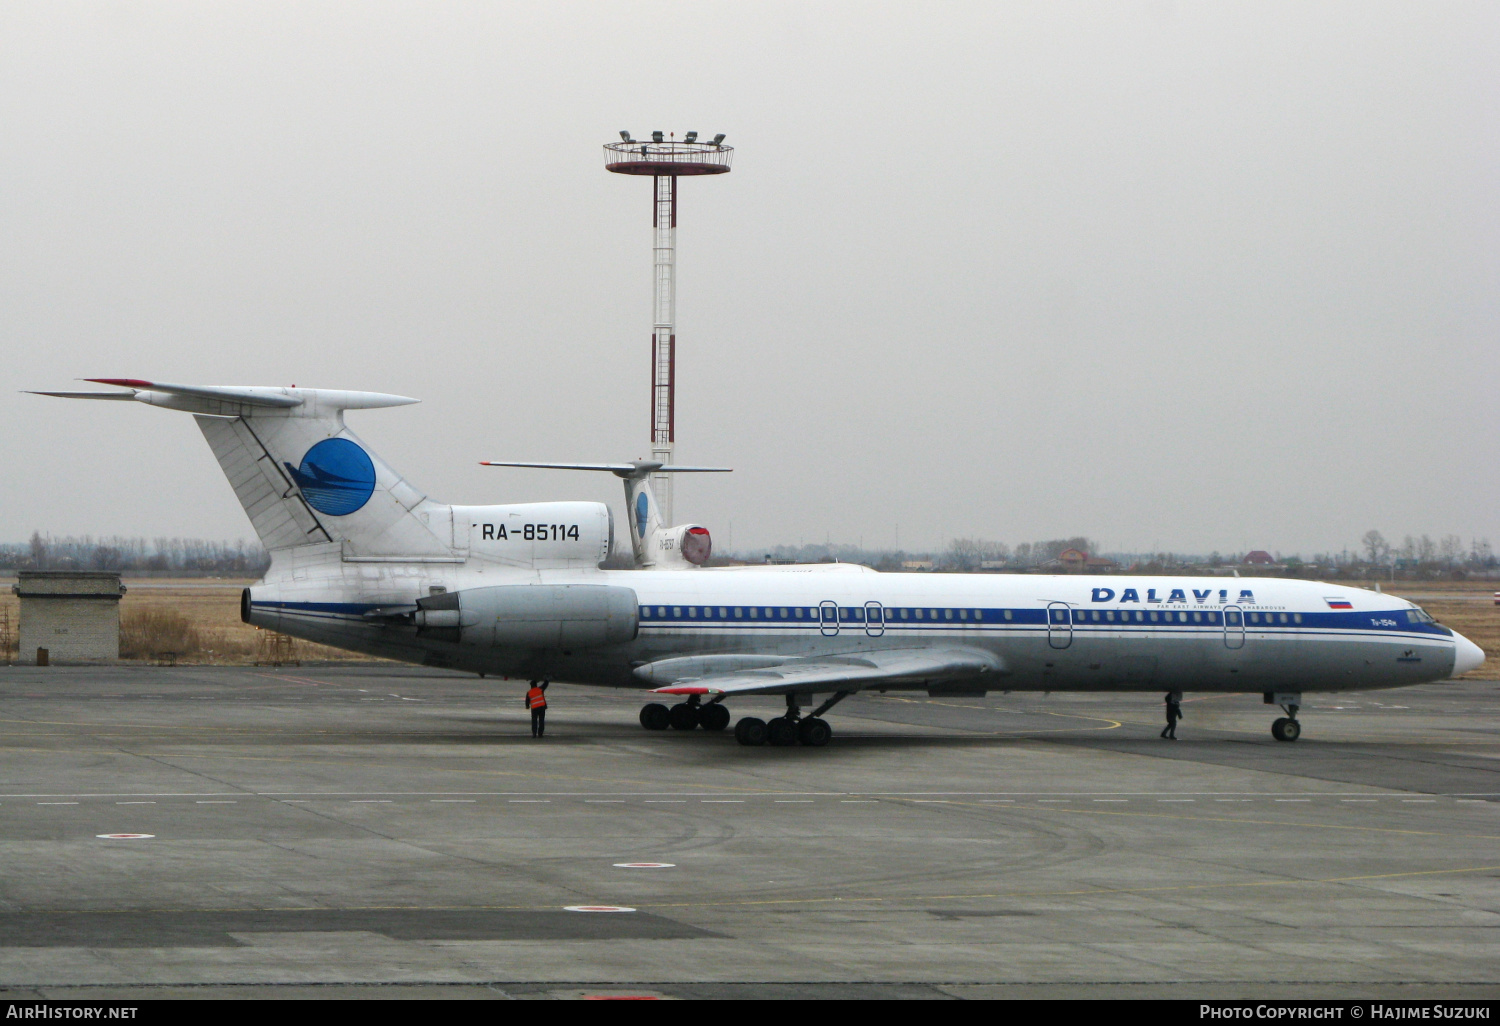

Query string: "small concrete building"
[13, 571, 126, 664]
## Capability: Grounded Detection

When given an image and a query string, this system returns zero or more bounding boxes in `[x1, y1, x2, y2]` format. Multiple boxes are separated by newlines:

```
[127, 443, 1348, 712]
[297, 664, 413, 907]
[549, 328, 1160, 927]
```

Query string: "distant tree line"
[727, 532, 1497, 576]
[1, 533, 269, 575]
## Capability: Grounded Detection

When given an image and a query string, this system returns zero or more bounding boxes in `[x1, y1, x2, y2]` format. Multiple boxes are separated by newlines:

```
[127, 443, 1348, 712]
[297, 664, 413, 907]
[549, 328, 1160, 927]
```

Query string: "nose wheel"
[1265, 692, 1302, 742]
[1271, 716, 1301, 742]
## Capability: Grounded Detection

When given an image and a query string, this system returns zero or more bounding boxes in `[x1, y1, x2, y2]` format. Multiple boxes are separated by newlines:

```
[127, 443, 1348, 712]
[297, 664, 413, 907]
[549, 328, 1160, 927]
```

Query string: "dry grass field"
[0, 575, 1494, 676]
[0, 578, 384, 665]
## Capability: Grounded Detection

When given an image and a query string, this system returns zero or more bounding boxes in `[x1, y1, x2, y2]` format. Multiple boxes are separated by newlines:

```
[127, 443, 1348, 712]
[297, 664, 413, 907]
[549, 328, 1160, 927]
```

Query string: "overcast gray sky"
[2, 1, 1496, 557]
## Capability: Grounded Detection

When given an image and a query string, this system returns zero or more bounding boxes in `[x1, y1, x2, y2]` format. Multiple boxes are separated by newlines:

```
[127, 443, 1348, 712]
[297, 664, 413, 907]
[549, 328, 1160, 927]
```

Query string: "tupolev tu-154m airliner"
[34, 380, 1485, 747]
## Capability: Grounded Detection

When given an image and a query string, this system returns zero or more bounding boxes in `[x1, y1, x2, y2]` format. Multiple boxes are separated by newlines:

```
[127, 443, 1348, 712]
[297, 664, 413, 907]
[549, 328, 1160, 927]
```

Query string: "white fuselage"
[246, 562, 1471, 696]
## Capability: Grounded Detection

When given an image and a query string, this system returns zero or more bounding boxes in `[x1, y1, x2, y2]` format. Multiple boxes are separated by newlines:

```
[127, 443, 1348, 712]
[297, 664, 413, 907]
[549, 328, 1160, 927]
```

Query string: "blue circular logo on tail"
[635, 492, 650, 536]
[286, 438, 376, 516]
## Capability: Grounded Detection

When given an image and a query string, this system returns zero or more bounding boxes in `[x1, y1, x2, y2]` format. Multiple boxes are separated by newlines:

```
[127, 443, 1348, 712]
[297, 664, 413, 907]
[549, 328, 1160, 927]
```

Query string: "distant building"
[1042, 549, 1118, 574]
[901, 560, 935, 571]
[979, 560, 1009, 571]
[13, 571, 125, 664]
[1243, 551, 1276, 565]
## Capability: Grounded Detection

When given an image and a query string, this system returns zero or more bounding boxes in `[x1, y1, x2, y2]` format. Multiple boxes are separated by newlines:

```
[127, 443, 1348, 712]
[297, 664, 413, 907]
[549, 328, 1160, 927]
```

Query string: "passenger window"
[1192, 612, 1201, 623]
[657, 607, 666, 617]
[1227, 611, 1240, 624]
[959, 609, 968, 620]
[930, 610, 938, 620]
[1149, 611, 1158, 622]
[749, 607, 758, 618]
[914, 609, 923, 619]
[688, 607, 697, 618]
[1279, 613, 1289, 624]
[901, 609, 910, 620]
[1136, 611, 1145, 622]
[719, 607, 728, 618]
[1004, 609, 1013, 621]
[974, 610, 983, 620]
[672, 607, 681, 618]
[780, 608, 788, 619]
[1176, 612, 1186, 622]
[1105, 610, 1115, 622]
[734, 607, 743, 618]
[1091, 610, 1101, 622]
[1293, 613, 1302, 624]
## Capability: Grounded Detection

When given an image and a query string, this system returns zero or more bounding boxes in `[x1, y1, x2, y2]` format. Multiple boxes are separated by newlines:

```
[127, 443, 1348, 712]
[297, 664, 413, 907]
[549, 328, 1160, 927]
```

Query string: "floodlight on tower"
[604, 130, 733, 525]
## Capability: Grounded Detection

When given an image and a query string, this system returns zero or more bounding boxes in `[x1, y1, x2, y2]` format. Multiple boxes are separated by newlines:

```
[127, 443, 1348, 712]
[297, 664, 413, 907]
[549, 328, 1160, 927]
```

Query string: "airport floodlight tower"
[605, 130, 733, 525]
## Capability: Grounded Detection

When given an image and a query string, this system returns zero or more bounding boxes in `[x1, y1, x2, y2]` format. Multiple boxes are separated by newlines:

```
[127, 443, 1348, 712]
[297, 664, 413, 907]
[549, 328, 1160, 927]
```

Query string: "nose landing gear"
[1265, 692, 1303, 742]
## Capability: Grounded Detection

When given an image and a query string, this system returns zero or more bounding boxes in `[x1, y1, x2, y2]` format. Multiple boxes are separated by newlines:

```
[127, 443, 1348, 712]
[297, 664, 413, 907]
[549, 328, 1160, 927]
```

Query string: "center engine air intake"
[414, 584, 639, 649]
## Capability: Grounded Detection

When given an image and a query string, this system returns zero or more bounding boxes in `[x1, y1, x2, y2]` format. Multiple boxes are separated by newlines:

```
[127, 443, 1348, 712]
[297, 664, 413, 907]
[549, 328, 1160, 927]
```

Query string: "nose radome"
[1452, 632, 1486, 677]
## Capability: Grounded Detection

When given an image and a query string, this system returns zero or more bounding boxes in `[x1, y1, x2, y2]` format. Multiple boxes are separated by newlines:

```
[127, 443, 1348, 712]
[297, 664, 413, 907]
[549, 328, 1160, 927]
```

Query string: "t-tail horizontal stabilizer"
[479, 460, 729, 569]
[31, 379, 453, 560]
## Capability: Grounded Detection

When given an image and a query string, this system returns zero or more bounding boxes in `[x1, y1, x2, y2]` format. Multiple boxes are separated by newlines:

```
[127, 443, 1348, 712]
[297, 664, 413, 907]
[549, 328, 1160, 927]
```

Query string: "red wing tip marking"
[85, 378, 152, 389]
[651, 686, 722, 696]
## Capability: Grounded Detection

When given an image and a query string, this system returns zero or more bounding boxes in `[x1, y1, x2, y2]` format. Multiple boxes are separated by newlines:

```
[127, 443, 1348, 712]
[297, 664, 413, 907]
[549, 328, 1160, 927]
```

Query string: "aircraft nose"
[1452, 632, 1486, 677]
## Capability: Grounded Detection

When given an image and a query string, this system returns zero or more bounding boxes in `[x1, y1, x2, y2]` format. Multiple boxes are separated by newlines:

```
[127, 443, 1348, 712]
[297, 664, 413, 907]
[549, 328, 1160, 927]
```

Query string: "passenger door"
[1047, 602, 1073, 649]
[1223, 605, 1245, 650]
[865, 601, 885, 637]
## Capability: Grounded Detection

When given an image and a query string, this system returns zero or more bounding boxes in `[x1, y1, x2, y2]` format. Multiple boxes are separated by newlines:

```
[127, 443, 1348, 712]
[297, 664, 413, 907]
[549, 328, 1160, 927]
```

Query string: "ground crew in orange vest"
[526, 680, 549, 738]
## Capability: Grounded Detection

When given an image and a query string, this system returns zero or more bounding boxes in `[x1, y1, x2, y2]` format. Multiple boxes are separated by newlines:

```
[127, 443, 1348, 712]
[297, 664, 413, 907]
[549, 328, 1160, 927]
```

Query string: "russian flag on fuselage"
[1324, 597, 1353, 609]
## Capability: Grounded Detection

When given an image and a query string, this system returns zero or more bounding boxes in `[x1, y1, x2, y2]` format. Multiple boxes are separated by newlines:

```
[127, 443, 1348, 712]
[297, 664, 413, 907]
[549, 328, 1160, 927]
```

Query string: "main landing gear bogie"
[1271, 716, 1301, 742]
[734, 692, 850, 748]
[638, 699, 730, 732]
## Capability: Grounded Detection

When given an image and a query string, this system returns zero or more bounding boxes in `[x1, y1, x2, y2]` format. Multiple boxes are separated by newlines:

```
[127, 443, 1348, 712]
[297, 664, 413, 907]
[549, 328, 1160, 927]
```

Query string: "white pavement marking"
[1341, 799, 1377, 803]
[644, 800, 686, 804]
[37, 802, 77, 806]
[351, 800, 392, 803]
[585, 800, 625, 803]
[613, 863, 675, 869]
[196, 801, 236, 804]
[96, 833, 154, 840]
[430, 799, 475, 803]
[1159, 799, 1196, 803]
[1275, 799, 1311, 803]
[565, 906, 635, 913]
[1402, 799, 1436, 803]
[1094, 799, 1128, 803]
[701, 800, 743, 803]
[840, 800, 877, 803]
[508, 800, 550, 804]
[116, 801, 155, 805]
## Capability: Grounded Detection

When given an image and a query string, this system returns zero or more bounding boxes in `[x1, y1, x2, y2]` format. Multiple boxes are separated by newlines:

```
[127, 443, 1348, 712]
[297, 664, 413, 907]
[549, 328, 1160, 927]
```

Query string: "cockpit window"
[1406, 607, 1436, 624]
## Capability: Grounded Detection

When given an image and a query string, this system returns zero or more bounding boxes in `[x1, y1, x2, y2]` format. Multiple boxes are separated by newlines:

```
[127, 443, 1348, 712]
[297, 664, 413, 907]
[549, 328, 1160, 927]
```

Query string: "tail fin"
[33, 380, 455, 559]
[478, 460, 728, 568]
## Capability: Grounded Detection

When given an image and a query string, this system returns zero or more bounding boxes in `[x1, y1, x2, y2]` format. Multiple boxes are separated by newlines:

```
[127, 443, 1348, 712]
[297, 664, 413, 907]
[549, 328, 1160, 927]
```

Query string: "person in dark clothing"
[1160, 692, 1183, 739]
[526, 680, 549, 737]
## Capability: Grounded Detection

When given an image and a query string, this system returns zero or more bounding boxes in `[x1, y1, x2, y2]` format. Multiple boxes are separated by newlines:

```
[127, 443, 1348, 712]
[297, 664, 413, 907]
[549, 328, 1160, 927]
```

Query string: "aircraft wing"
[649, 647, 1003, 697]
